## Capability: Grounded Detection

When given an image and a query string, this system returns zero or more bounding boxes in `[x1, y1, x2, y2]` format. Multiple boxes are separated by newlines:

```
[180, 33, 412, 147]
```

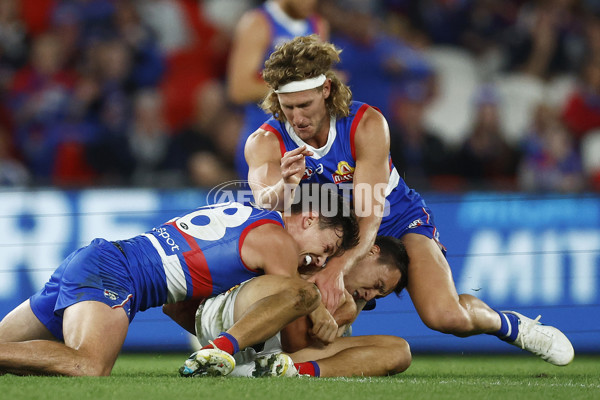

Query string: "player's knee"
[291, 280, 321, 313]
[382, 336, 411, 375]
[66, 355, 113, 377]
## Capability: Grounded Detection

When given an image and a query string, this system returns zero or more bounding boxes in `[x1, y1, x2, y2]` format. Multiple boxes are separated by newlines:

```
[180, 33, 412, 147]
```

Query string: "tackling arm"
[281, 290, 357, 353]
[309, 107, 391, 311]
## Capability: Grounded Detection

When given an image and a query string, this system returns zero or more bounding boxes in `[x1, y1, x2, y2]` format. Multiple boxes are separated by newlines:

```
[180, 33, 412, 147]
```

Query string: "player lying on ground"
[165, 236, 411, 378]
[0, 190, 359, 376]
[244, 34, 574, 366]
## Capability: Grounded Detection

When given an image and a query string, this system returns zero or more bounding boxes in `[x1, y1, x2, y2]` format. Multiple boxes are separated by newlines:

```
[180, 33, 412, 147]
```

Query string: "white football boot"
[503, 311, 574, 366]
[179, 346, 236, 377]
[253, 354, 299, 377]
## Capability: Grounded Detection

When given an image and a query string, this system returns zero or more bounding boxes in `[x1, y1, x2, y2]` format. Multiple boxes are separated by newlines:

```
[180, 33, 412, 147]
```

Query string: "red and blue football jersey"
[260, 101, 440, 241]
[119, 202, 283, 311]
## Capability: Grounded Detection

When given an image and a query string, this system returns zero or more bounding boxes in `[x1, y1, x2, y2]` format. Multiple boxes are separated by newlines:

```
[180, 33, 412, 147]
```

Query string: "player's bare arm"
[246, 130, 313, 210]
[280, 289, 355, 353]
[309, 107, 391, 312]
[227, 10, 271, 104]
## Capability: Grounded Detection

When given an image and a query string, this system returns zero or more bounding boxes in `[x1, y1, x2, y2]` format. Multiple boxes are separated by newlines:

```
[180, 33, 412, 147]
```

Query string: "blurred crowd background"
[1, 0, 600, 193]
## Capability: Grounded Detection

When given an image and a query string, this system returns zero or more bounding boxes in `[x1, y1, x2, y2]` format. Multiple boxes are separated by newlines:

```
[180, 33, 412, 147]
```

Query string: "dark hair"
[289, 184, 359, 255]
[374, 236, 409, 296]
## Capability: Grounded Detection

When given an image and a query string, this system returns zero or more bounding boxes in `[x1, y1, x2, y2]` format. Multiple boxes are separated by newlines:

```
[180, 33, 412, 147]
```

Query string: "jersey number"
[175, 202, 253, 241]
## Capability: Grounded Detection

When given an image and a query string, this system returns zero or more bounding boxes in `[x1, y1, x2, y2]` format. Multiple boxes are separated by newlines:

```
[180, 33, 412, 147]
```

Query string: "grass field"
[1, 353, 599, 400]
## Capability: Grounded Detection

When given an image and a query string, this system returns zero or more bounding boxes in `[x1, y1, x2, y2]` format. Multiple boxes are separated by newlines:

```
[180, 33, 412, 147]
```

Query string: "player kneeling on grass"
[166, 236, 411, 378]
[0, 189, 359, 376]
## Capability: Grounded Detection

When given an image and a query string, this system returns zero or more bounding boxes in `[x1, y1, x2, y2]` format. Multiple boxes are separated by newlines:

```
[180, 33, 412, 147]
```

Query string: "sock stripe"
[309, 361, 320, 377]
[501, 312, 512, 339]
[219, 332, 239, 354]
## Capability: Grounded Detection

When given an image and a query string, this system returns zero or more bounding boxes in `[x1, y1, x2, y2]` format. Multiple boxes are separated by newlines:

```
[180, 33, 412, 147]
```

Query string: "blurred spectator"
[322, 0, 434, 118]
[405, 0, 472, 46]
[51, 0, 116, 44]
[519, 103, 585, 192]
[113, 1, 165, 88]
[562, 59, 600, 141]
[0, 0, 29, 92]
[454, 84, 521, 190]
[503, 0, 584, 79]
[456, 0, 518, 77]
[0, 0, 597, 194]
[0, 125, 29, 186]
[175, 81, 237, 187]
[5, 32, 79, 183]
[228, 0, 328, 180]
[127, 89, 180, 187]
[152, 0, 229, 130]
[19, 0, 56, 37]
[84, 38, 136, 184]
[388, 81, 450, 191]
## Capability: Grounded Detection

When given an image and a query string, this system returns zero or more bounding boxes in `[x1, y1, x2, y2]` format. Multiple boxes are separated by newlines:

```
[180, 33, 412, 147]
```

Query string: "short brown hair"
[261, 35, 352, 121]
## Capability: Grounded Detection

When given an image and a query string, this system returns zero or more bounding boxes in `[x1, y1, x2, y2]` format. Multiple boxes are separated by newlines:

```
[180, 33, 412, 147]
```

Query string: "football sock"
[202, 332, 239, 355]
[490, 310, 519, 342]
[294, 361, 320, 377]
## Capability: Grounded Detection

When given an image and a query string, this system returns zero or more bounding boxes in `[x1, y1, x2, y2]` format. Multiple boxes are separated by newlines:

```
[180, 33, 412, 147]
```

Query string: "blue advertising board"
[0, 189, 598, 353]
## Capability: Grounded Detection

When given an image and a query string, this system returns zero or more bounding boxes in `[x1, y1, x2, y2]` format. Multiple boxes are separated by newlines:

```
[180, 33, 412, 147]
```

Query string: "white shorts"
[195, 279, 283, 377]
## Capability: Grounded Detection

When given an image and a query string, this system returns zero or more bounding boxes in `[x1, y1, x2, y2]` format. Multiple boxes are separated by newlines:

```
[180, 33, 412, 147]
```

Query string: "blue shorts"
[379, 204, 447, 256]
[29, 238, 135, 340]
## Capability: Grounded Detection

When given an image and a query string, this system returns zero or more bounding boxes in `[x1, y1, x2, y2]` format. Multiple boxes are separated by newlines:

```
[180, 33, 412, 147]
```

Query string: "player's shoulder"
[242, 220, 297, 256]
[354, 104, 389, 135]
[246, 125, 284, 152]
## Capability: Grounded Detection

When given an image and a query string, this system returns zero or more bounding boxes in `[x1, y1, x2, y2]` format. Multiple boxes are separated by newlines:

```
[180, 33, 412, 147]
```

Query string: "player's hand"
[307, 264, 345, 314]
[281, 146, 313, 186]
[308, 304, 338, 345]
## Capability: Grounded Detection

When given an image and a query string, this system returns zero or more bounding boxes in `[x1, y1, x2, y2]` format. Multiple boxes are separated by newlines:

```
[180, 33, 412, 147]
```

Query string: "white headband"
[274, 74, 327, 94]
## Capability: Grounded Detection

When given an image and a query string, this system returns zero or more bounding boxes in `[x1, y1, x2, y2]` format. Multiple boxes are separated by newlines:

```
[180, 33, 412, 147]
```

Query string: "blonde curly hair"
[261, 35, 352, 121]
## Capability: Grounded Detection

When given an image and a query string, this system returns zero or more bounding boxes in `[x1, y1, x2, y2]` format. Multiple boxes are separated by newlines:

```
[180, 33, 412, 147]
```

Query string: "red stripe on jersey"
[261, 123, 287, 157]
[238, 219, 284, 272]
[350, 104, 370, 160]
[168, 221, 213, 298]
[421, 207, 431, 224]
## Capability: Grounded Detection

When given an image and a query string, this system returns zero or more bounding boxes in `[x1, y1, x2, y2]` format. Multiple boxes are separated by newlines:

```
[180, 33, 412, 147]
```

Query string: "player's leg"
[228, 275, 321, 348]
[0, 299, 57, 342]
[403, 233, 501, 336]
[194, 276, 319, 355]
[404, 233, 574, 365]
[0, 300, 129, 376]
[288, 335, 411, 377]
[180, 276, 321, 377]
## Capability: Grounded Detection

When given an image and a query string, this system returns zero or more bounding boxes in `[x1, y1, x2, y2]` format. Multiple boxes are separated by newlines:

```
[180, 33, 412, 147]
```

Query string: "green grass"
[1, 353, 599, 400]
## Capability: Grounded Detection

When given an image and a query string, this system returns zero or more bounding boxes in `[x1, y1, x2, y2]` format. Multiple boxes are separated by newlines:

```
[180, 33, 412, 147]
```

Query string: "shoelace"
[516, 315, 546, 351]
